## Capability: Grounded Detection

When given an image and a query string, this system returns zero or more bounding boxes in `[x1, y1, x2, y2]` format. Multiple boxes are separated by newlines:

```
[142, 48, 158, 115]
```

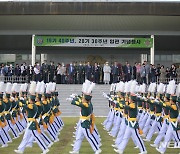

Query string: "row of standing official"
[2, 61, 179, 84]
[34, 61, 122, 84]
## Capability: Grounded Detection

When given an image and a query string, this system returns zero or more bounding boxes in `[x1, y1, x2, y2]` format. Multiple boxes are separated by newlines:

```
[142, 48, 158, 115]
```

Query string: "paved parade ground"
[0, 117, 179, 154]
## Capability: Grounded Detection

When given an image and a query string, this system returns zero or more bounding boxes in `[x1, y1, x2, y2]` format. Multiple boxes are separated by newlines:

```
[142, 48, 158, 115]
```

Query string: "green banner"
[34, 36, 153, 48]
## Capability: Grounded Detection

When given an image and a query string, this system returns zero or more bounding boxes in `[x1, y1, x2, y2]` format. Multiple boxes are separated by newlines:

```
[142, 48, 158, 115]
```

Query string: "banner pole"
[32, 34, 36, 66]
[150, 35, 154, 64]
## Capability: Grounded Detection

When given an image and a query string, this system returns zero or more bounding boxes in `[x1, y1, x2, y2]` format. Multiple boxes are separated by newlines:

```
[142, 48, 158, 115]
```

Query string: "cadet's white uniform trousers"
[137, 109, 143, 121]
[0, 129, 7, 146]
[1, 127, 12, 142]
[17, 128, 48, 152]
[142, 114, 153, 136]
[115, 117, 126, 145]
[117, 125, 146, 153]
[105, 109, 115, 131]
[21, 112, 27, 128]
[6, 119, 19, 138]
[56, 116, 64, 127]
[74, 122, 100, 146]
[146, 118, 162, 141]
[13, 117, 24, 133]
[139, 112, 149, 129]
[110, 112, 122, 137]
[26, 125, 53, 147]
[46, 123, 58, 141]
[159, 123, 180, 153]
[103, 109, 111, 126]
[74, 120, 81, 136]
[73, 126, 100, 152]
[154, 119, 169, 145]
[92, 125, 101, 146]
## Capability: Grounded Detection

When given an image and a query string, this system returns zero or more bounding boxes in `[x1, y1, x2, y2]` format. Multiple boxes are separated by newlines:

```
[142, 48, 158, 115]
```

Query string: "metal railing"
[0, 74, 179, 84]
[0, 75, 28, 83]
[156, 77, 180, 84]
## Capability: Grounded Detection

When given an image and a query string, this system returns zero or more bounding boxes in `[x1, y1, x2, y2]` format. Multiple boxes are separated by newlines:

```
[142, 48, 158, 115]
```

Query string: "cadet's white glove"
[20, 97, 24, 101]
[66, 98, 73, 101]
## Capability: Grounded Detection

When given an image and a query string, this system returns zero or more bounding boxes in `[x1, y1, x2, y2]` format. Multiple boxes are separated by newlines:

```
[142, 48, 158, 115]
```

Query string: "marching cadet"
[14, 81, 49, 154]
[144, 84, 164, 142]
[49, 83, 61, 134]
[19, 83, 28, 128]
[102, 83, 116, 127]
[136, 83, 146, 122]
[103, 83, 117, 131]
[69, 80, 102, 154]
[156, 81, 180, 154]
[109, 81, 125, 138]
[41, 83, 59, 143]
[114, 80, 147, 154]
[50, 82, 64, 131]
[53, 90, 64, 128]
[142, 83, 157, 138]
[11, 83, 25, 134]
[138, 92, 149, 130]
[150, 93, 171, 148]
[113, 81, 131, 148]
[26, 81, 53, 148]
[4, 82, 19, 139]
[0, 82, 9, 147]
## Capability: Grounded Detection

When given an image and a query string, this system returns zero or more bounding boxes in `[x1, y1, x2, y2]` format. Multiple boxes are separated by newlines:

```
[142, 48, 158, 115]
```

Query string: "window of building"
[36, 54, 40, 60]
[22, 54, 28, 60]
[0, 54, 15, 62]
[160, 55, 167, 61]
[155, 55, 160, 61]
[166, 55, 172, 61]
[29, 54, 40, 61]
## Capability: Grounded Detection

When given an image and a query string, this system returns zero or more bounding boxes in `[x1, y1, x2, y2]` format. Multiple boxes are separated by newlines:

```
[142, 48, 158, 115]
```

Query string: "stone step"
[57, 84, 110, 116]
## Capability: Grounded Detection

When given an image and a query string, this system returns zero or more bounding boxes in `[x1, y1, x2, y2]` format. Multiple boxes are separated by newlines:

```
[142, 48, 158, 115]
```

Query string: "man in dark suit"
[41, 60, 49, 83]
[14, 64, 21, 76]
[27, 64, 34, 83]
[8, 64, 14, 76]
[93, 63, 100, 83]
[68, 63, 75, 84]
[77, 62, 85, 84]
[48, 61, 55, 82]
[111, 62, 119, 83]
[124, 63, 132, 81]
[85, 62, 92, 81]
[0, 63, 6, 76]
[132, 62, 137, 80]
[73, 63, 78, 84]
